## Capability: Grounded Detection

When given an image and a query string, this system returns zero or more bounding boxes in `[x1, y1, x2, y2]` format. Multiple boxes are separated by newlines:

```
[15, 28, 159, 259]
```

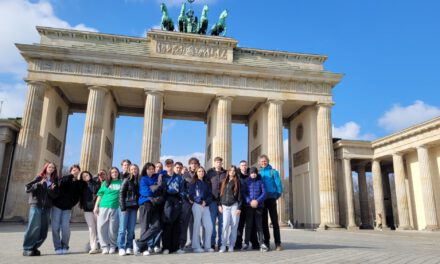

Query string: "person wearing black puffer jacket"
[117, 164, 139, 256]
[23, 162, 59, 257]
[79, 170, 101, 254]
[51, 164, 82, 255]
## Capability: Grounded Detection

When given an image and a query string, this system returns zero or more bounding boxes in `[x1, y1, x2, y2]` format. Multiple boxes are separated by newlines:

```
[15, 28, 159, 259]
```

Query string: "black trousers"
[162, 207, 181, 253]
[244, 206, 264, 246]
[178, 200, 193, 248]
[235, 205, 259, 249]
[262, 198, 281, 246]
[136, 202, 161, 253]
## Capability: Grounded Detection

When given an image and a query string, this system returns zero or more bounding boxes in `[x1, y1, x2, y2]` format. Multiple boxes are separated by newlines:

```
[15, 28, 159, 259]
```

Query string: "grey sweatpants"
[192, 203, 212, 251]
[97, 208, 119, 250]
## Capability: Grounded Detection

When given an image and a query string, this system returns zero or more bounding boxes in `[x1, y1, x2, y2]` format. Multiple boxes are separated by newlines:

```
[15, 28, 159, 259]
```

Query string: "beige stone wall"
[289, 107, 320, 228]
[248, 104, 268, 167]
[37, 88, 69, 173]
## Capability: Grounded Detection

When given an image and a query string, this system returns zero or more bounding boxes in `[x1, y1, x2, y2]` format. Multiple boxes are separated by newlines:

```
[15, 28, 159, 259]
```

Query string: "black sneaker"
[23, 250, 36, 256]
[260, 244, 269, 252]
[241, 244, 249, 251]
[33, 249, 41, 256]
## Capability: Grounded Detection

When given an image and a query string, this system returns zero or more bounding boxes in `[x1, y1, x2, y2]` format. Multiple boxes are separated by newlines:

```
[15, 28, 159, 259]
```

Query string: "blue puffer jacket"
[242, 177, 266, 207]
[138, 174, 159, 205]
[260, 164, 283, 200]
[189, 179, 212, 205]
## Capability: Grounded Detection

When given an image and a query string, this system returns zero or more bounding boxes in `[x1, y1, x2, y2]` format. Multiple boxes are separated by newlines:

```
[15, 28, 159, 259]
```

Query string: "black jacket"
[220, 179, 242, 209]
[119, 177, 139, 211]
[25, 176, 59, 209]
[206, 168, 227, 202]
[79, 179, 101, 212]
[52, 174, 81, 210]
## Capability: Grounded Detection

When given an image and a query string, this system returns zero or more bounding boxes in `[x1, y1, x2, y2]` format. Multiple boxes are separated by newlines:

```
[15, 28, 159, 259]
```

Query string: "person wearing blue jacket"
[242, 167, 268, 252]
[189, 167, 214, 253]
[259, 154, 283, 251]
[136, 163, 163, 256]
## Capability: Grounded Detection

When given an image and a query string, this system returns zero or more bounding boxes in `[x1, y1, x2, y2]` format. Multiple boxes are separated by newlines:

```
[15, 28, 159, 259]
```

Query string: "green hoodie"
[97, 179, 122, 209]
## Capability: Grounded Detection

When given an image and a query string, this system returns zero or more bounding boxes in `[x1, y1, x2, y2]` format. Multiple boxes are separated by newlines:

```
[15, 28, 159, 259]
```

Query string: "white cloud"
[333, 122, 375, 140]
[0, 0, 96, 118]
[0, 0, 97, 78]
[162, 120, 176, 132]
[160, 152, 205, 167]
[378, 100, 440, 132]
[0, 82, 27, 118]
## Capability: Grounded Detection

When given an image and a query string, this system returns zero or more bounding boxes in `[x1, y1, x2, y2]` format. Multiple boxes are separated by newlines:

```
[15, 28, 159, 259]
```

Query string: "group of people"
[22, 154, 283, 257]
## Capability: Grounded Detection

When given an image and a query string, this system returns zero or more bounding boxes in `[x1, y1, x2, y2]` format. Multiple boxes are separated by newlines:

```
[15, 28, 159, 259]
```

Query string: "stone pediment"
[147, 29, 237, 63]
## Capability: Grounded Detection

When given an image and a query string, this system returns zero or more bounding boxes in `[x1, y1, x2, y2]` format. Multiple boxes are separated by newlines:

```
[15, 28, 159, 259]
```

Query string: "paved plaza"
[0, 223, 439, 263]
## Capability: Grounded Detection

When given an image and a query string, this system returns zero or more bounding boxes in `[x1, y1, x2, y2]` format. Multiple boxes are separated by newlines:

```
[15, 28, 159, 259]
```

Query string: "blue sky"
[1, 0, 440, 173]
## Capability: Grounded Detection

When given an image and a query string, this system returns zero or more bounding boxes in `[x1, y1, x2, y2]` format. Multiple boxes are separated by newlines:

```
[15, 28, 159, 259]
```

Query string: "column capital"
[316, 101, 335, 108]
[392, 152, 405, 158]
[87, 85, 109, 93]
[266, 99, 284, 105]
[416, 145, 429, 150]
[216, 95, 234, 101]
[24, 80, 50, 89]
[144, 89, 164, 96]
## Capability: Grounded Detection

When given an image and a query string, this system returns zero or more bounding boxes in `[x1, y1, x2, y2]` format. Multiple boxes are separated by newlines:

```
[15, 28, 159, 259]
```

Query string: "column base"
[423, 225, 440, 231]
[317, 223, 342, 231]
[396, 226, 413, 231]
[346, 225, 360, 231]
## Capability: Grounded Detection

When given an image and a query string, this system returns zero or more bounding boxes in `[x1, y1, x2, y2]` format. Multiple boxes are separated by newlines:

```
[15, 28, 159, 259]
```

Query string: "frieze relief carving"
[31, 59, 332, 95]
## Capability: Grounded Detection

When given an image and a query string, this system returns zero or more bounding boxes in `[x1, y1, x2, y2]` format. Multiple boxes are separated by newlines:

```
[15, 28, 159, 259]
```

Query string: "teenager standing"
[94, 167, 122, 254]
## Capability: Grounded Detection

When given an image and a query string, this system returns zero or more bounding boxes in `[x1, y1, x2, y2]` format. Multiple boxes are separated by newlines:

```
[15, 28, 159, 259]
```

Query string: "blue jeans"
[209, 202, 223, 247]
[117, 208, 137, 250]
[23, 206, 50, 251]
[51, 207, 72, 250]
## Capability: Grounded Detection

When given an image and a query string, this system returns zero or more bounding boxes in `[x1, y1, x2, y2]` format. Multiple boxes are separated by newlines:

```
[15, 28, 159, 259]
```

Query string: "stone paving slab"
[1, 223, 440, 264]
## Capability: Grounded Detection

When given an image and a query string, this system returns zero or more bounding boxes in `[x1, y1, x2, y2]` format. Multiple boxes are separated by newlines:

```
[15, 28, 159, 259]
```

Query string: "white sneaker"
[62, 248, 69, 254]
[162, 249, 169, 255]
[101, 248, 109, 255]
[219, 246, 226, 253]
[193, 248, 204, 253]
[89, 248, 100, 254]
[143, 250, 151, 256]
[154, 246, 161, 253]
[55, 249, 63, 255]
[126, 248, 133, 255]
[176, 249, 185, 254]
[109, 247, 116, 254]
[118, 249, 126, 256]
[205, 248, 215, 253]
[228, 247, 234, 252]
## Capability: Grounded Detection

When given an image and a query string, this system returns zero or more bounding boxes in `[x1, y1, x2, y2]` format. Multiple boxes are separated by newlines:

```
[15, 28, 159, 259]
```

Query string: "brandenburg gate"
[2, 26, 343, 229]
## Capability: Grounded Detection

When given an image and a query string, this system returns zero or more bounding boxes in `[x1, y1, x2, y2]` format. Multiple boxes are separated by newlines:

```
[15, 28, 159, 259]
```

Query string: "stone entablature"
[372, 117, 440, 158]
[333, 140, 373, 160]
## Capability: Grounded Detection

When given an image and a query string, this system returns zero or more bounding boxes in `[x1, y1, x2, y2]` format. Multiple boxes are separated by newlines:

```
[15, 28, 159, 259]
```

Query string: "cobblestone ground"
[1, 223, 440, 264]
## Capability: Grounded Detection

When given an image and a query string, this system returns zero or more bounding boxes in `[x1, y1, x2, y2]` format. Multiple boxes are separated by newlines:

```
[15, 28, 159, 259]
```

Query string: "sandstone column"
[416, 145, 439, 230]
[357, 164, 372, 229]
[392, 153, 412, 230]
[267, 99, 286, 223]
[3, 81, 47, 220]
[372, 159, 387, 229]
[80, 86, 107, 174]
[212, 96, 232, 168]
[316, 103, 340, 229]
[140, 90, 164, 166]
[343, 158, 356, 229]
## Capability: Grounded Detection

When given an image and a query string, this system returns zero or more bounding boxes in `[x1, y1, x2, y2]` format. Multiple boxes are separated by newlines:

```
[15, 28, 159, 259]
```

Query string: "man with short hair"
[120, 159, 132, 179]
[206, 156, 226, 250]
[235, 160, 259, 250]
[155, 162, 166, 176]
[259, 154, 283, 251]
[161, 159, 183, 254]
